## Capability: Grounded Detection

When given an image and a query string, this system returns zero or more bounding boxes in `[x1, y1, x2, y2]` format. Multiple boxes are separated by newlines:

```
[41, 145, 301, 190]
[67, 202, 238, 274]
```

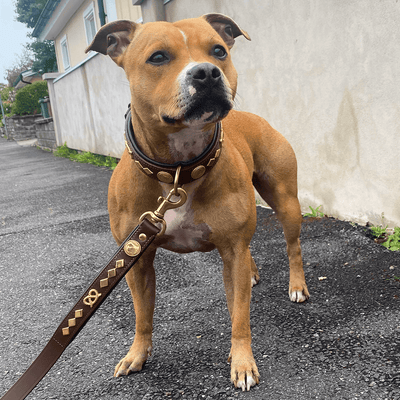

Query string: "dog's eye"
[147, 51, 170, 65]
[212, 45, 227, 60]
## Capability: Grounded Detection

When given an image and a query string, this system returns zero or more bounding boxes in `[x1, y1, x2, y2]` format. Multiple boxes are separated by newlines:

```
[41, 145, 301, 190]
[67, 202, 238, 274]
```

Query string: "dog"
[86, 13, 309, 391]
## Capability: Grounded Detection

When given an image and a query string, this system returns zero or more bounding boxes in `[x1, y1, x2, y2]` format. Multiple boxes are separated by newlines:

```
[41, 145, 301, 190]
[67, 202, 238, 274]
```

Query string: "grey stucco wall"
[163, 0, 400, 227]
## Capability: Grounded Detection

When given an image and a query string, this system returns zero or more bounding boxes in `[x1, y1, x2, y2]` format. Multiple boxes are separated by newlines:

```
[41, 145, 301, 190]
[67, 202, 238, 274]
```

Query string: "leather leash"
[1, 218, 160, 400]
[1, 181, 189, 400]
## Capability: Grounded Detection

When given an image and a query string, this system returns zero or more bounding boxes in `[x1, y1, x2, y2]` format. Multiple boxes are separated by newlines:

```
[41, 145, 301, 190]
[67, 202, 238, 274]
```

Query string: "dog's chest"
[156, 184, 214, 253]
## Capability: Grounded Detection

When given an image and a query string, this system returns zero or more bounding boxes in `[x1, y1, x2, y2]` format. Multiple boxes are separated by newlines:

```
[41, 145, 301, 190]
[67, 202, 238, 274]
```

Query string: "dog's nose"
[188, 63, 221, 86]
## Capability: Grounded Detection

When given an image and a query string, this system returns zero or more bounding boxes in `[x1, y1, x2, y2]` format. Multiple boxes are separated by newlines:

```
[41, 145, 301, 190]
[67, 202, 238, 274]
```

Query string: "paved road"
[1, 137, 400, 400]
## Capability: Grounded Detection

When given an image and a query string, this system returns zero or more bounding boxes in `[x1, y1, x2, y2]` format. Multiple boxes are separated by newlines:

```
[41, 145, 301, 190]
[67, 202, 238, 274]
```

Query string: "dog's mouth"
[162, 93, 232, 126]
[162, 115, 179, 125]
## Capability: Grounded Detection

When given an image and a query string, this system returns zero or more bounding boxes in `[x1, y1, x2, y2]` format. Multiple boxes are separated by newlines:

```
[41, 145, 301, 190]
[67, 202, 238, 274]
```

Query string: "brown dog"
[86, 13, 309, 391]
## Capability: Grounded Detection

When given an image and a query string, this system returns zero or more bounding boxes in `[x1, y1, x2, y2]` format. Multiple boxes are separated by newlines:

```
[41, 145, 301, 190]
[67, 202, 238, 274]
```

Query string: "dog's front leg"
[219, 244, 260, 391]
[114, 248, 157, 377]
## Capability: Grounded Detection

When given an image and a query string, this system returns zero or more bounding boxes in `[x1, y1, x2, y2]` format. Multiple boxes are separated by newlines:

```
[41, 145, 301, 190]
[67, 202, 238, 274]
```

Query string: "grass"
[37, 145, 52, 152]
[370, 225, 400, 251]
[303, 205, 324, 218]
[303, 204, 399, 252]
[54, 142, 118, 170]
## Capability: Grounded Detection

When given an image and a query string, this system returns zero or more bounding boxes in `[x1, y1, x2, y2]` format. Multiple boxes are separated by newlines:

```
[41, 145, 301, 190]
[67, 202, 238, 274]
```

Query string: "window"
[60, 35, 70, 71]
[104, 0, 117, 23]
[84, 3, 97, 45]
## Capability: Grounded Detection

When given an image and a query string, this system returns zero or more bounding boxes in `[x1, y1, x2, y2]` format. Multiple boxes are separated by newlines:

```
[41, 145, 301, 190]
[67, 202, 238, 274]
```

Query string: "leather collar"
[124, 108, 224, 185]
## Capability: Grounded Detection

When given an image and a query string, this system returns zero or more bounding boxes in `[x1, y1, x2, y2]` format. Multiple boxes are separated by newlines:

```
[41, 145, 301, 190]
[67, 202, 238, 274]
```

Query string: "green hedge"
[11, 81, 48, 116]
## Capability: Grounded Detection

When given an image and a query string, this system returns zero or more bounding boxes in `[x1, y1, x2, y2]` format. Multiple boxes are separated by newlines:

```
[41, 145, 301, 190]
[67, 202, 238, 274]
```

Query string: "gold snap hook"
[139, 165, 187, 237]
[154, 187, 187, 219]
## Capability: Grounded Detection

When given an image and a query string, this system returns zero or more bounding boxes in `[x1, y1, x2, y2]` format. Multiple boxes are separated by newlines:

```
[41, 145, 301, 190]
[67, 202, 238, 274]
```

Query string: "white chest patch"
[156, 181, 214, 253]
[167, 122, 214, 161]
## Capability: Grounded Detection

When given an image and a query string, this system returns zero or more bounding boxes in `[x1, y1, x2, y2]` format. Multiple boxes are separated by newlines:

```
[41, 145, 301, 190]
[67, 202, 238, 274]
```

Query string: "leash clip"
[154, 187, 187, 219]
[139, 166, 187, 236]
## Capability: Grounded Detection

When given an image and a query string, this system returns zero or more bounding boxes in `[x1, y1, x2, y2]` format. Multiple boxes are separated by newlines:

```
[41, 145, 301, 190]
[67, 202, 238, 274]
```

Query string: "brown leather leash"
[1, 218, 160, 400]
[1, 183, 190, 400]
[1, 108, 223, 400]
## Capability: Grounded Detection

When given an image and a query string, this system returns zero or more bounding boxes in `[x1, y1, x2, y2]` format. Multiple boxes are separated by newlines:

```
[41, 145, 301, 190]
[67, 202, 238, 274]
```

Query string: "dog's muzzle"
[180, 62, 233, 123]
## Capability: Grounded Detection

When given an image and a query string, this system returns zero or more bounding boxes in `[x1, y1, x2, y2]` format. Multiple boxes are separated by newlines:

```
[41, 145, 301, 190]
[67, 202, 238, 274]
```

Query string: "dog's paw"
[114, 344, 152, 377]
[250, 257, 260, 287]
[251, 273, 260, 287]
[228, 351, 260, 391]
[288, 283, 310, 303]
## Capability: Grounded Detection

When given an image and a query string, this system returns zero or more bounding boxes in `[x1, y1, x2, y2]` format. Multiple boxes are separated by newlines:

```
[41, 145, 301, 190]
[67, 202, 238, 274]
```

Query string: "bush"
[1, 87, 15, 102]
[11, 81, 48, 116]
[0, 87, 15, 126]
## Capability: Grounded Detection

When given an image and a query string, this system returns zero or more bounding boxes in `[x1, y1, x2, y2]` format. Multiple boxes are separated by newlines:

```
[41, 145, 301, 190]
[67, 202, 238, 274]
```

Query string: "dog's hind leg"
[114, 247, 157, 377]
[252, 133, 309, 303]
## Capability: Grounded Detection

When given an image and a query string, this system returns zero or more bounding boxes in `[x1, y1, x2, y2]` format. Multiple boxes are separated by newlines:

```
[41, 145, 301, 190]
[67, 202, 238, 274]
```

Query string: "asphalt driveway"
[0, 137, 399, 400]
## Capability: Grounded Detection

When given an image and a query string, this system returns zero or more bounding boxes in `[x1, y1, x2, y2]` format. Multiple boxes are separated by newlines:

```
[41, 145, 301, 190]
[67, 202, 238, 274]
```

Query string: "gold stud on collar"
[191, 165, 206, 180]
[135, 160, 153, 175]
[157, 171, 174, 183]
[207, 158, 216, 167]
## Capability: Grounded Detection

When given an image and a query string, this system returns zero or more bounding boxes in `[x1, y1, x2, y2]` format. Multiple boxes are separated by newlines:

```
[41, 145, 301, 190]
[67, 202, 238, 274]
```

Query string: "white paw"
[237, 374, 257, 391]
[289, 290, 308, 303]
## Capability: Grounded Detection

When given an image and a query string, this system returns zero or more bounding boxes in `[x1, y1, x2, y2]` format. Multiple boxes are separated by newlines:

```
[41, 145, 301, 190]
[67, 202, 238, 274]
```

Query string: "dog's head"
[86, 14, 250, 130]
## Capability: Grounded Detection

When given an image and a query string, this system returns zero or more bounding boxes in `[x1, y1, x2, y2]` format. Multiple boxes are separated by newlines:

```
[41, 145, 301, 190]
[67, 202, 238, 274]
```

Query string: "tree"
[13, 0, 58, 75]
[15, 0, 47, 29]
[27, 40, 58, 74]
[3, 49, 33, 86]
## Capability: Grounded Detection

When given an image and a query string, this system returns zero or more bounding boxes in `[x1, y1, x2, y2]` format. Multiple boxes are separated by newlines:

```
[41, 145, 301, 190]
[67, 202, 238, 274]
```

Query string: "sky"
[0, 0, 34, 85]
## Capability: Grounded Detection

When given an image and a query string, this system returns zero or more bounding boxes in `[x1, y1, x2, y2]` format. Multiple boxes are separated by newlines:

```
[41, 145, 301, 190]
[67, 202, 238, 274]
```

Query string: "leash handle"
[1, 218, 160, 400]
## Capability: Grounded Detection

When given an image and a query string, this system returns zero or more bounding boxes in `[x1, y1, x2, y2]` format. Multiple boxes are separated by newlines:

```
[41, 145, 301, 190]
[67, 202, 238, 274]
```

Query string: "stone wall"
[5, 115, 43, 141]
[3, 115, 57, 150]
[35, 117, 57, 149]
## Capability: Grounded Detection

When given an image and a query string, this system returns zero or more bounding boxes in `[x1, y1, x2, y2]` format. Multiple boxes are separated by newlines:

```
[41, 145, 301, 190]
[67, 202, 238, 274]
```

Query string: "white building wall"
[52, 53, 129, 158]
[48, 0, 400, 227]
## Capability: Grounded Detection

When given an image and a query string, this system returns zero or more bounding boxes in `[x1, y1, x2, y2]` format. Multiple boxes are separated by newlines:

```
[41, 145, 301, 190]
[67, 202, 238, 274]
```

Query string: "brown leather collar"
[124, 108, 224, 185]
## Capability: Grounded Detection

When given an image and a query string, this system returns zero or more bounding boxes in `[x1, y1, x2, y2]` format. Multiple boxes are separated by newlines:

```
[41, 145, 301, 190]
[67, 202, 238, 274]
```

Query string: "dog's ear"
[202, 13, 251, 48]
[85, 20, 138, 66]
